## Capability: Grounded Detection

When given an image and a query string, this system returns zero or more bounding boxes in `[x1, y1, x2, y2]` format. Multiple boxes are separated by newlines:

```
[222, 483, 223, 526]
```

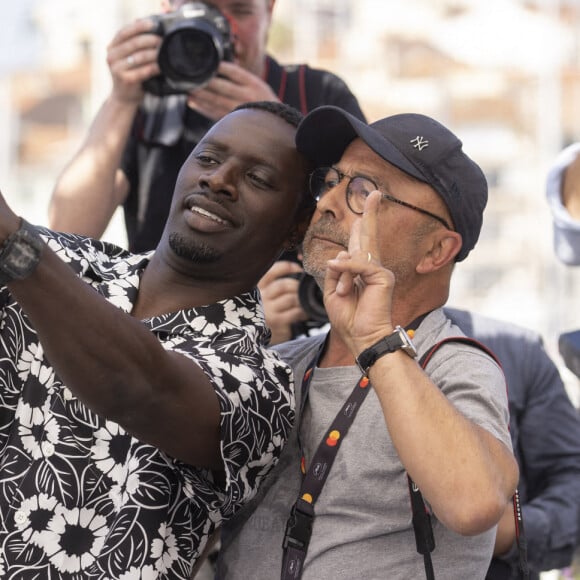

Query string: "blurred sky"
[0, 0, 41, 75]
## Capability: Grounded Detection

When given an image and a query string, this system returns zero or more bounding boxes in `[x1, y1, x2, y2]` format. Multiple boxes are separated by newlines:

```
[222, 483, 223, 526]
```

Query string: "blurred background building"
[2, 0, 580, 404]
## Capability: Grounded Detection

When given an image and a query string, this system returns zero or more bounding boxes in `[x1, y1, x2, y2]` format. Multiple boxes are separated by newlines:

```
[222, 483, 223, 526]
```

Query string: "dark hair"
[234, 100, 303, 129]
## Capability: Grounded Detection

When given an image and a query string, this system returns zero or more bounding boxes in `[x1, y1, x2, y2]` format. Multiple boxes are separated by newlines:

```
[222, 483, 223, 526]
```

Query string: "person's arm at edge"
[48, 96, 135, 238]
[49, 17, 160, 238]
[3, 216, 222, 469]
[497, 337, 580, 570]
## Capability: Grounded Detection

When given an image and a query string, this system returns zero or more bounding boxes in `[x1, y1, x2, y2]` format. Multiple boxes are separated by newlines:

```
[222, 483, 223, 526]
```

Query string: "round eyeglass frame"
[309, 166, 453, 230]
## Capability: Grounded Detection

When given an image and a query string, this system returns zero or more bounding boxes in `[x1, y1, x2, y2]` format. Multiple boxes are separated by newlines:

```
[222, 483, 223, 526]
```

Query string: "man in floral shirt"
[0, 101, 313, 579]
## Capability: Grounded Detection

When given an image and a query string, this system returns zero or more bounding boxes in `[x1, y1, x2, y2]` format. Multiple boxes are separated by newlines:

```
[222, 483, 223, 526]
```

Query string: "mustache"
[186, 191, 227, 206]
[304, 218, 350, 248]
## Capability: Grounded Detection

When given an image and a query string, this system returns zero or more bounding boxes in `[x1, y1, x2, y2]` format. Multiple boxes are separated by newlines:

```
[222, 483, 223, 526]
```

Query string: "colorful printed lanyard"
[281, 339, 371, 580]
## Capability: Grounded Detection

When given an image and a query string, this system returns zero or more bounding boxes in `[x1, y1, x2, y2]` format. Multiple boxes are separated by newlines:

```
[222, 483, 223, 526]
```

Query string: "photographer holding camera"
[546, 146, 580, 379]
[48, 0, 366, 257]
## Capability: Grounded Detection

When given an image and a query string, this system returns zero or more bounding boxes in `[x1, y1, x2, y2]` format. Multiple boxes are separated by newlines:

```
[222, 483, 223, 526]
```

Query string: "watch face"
[0, 224, 43, 282]
[7, 243, 38, 272]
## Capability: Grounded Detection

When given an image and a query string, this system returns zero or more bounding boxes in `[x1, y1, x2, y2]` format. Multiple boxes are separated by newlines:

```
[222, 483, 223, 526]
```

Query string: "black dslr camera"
[297, 273, 328, 325]
[143, 2, 235, 96]
[279, 250, 329, 339]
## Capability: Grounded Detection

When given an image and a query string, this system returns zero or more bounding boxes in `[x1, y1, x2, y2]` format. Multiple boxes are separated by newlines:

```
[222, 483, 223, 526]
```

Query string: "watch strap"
[356, 325, 417, 375]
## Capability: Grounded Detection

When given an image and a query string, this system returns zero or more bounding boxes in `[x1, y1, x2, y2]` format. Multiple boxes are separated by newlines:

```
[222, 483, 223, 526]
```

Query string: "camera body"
[297, 273, 328, 325]
[279, 250, 329, 339]
[143, 2, 234, 96]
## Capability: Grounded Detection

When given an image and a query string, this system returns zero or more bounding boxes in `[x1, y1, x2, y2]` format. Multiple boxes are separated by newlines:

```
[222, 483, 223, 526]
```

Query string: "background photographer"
[48, 0, 366, 256]
[546, 143, 580, 266]
[544, 142, 580, 579]
[546, 145, 580, 383]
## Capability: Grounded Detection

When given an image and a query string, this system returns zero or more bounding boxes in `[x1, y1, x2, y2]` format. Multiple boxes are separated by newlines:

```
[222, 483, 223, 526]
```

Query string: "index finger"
[216, 61, 252, 83]
[259, 260, 303, 286]
[348, 190, 382, 260]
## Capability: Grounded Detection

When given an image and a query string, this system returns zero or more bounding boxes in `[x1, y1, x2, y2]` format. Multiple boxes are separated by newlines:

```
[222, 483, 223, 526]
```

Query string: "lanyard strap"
[281, 363, 372, 580]
[281, 318, 428, 580]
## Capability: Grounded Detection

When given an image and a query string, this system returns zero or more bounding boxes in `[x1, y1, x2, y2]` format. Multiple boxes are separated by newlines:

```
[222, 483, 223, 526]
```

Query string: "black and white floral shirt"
[0, 229, 295, 579]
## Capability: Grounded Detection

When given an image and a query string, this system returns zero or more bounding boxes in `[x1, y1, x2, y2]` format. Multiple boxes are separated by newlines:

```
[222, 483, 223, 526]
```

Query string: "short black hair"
[234, 100, 303, 129]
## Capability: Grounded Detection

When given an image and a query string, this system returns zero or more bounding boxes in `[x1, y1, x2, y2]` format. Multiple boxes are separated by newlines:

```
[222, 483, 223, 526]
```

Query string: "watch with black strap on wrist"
[0, 219, 43, 287]
[356, 325, 418, 376]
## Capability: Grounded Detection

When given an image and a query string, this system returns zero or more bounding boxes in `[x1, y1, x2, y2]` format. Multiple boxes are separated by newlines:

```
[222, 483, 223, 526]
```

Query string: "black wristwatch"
[356, 325, 418, 376]
[0, 220, 43, 287]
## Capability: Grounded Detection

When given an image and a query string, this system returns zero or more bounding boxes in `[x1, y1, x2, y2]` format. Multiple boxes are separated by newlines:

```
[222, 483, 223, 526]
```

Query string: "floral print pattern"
[0, 229, 295, 579]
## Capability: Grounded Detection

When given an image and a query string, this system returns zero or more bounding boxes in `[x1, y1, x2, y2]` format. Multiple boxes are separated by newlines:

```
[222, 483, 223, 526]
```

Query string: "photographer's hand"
[258, 261, 308, 346]
[49, 18, 161, 239]
[107, 18, 162, 105]
[186, 61, 279, 122]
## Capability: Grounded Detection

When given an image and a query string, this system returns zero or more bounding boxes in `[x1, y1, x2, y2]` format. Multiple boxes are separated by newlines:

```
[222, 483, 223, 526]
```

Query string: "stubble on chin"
[302, 220, 349, 286]
[301, 247, 325, 288]
[168, 233, 219, 263]
[302, 237, 342, 289]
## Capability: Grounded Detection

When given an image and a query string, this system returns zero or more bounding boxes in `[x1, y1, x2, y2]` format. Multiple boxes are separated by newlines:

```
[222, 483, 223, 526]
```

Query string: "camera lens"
[143, 2, 234, 96]
[160, 28, 220, 86]
[298, 274, 328, 323]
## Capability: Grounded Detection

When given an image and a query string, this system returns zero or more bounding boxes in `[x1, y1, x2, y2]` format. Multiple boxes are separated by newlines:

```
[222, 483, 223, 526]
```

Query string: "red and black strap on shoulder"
[411, 336, 528, 580]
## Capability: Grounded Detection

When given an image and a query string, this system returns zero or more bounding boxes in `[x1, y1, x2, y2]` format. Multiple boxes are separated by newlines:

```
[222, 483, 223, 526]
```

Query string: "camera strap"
[264, 57, 310, 115]
[417, 337, 529, 580]
[281, 334, 529, 580]
[281, 338, 371, 580]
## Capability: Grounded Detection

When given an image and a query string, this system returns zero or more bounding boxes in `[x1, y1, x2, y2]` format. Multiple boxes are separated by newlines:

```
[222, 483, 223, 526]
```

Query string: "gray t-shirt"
[217, 309, 512, 580]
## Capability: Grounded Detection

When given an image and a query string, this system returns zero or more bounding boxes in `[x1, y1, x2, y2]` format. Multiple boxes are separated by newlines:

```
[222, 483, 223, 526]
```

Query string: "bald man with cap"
[217, 107, 518, 580]
[216, 106, 518, 580]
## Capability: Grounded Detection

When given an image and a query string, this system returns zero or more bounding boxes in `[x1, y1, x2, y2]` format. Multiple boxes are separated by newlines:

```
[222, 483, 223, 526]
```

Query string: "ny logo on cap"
[410, 136, 429, 151]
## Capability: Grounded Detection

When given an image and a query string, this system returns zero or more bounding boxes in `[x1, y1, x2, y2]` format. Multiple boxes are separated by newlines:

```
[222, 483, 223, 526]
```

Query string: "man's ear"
[416, 230, 463, 273]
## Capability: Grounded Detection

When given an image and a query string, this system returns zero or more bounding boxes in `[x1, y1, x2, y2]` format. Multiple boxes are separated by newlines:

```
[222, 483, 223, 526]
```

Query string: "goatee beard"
[302, 219, 349, 284]
[168, 233, 219, 263]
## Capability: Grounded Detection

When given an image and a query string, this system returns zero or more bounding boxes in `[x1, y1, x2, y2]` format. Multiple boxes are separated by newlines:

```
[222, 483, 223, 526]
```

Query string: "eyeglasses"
[309, 166, 453, 230]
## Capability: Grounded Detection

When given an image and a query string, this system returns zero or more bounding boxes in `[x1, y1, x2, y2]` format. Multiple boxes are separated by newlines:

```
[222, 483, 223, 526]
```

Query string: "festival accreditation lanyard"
[280, 337, 377, 580]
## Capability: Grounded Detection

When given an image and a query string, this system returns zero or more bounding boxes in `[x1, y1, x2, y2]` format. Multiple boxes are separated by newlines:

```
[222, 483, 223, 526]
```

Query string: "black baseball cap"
[295, 106, 488, 262]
